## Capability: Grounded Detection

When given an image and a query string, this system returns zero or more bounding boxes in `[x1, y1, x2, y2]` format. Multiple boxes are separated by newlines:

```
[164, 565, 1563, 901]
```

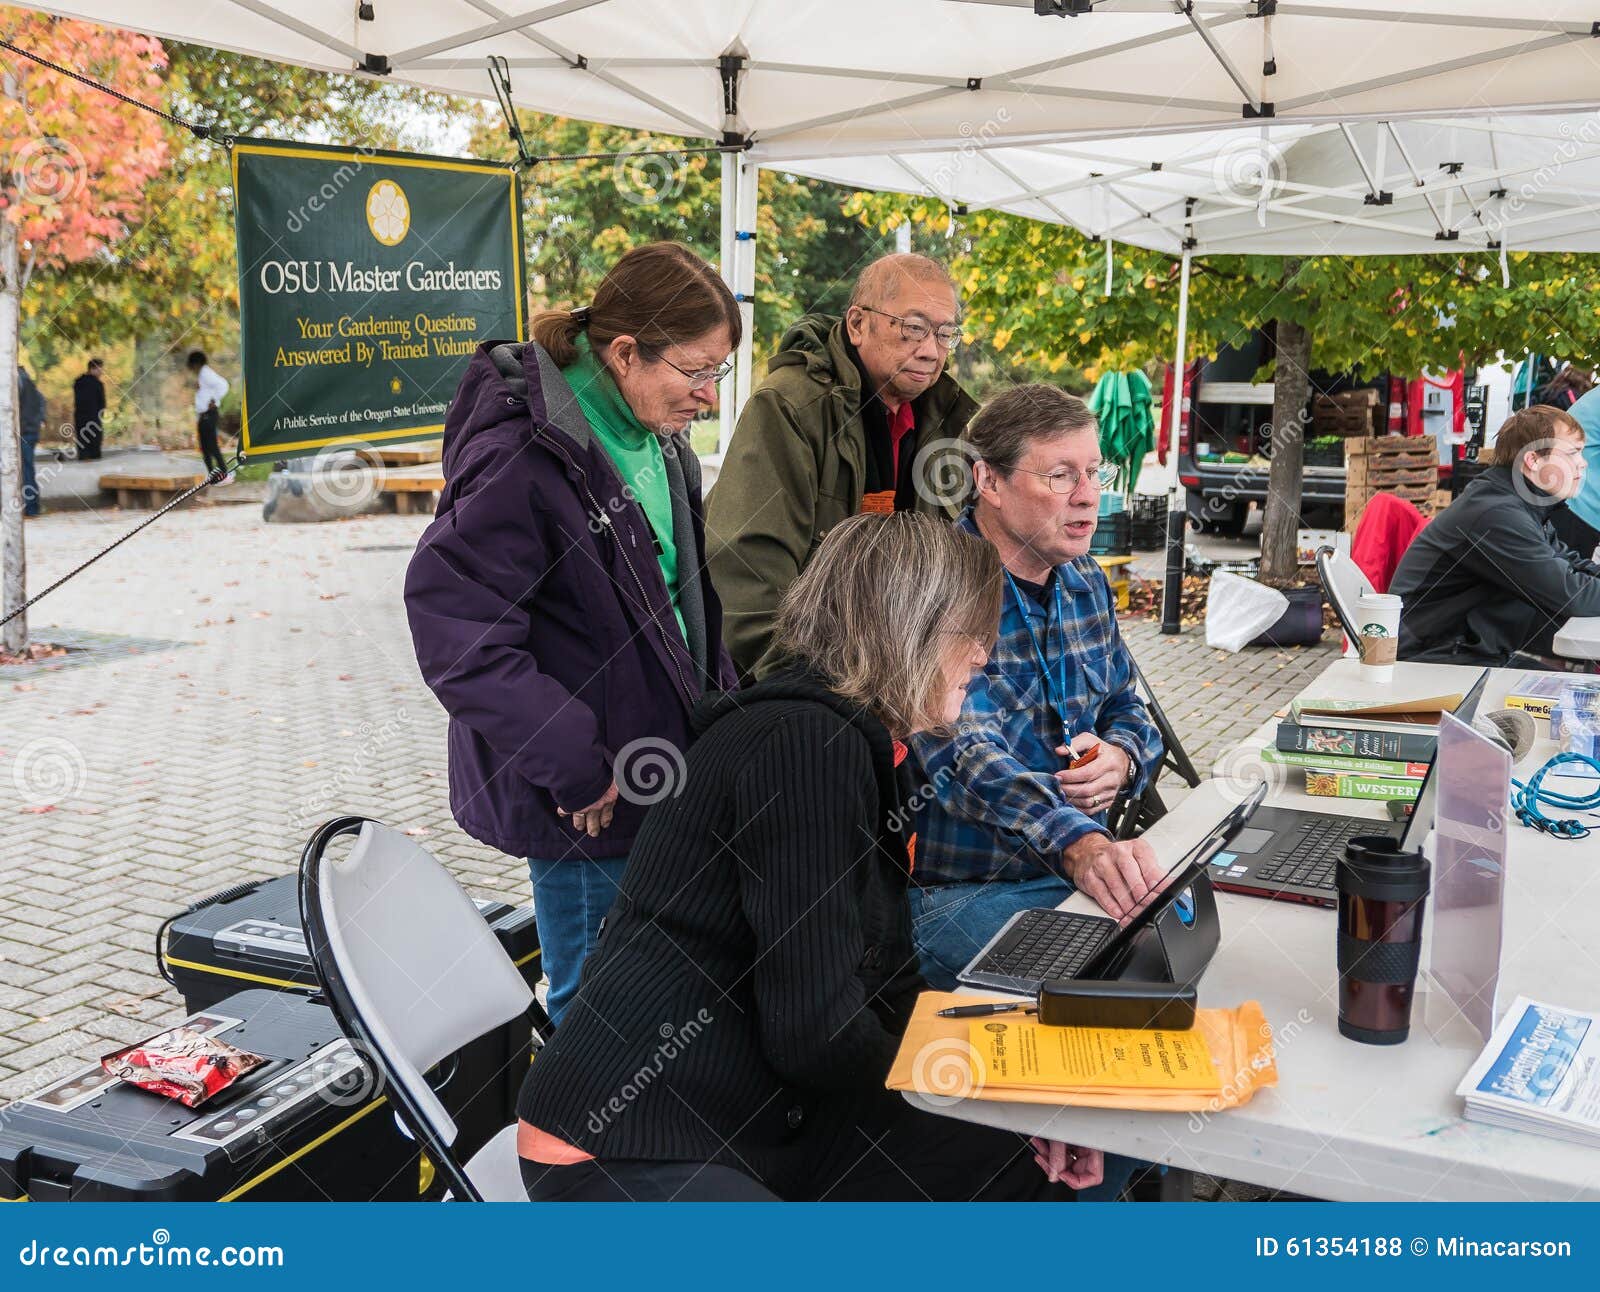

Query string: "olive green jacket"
[705, 313, 978, 678]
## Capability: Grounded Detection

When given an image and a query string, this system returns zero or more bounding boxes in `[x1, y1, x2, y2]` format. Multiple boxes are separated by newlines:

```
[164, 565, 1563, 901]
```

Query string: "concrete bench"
[379, 475, 445, 515]
[100, 471, 213, 510]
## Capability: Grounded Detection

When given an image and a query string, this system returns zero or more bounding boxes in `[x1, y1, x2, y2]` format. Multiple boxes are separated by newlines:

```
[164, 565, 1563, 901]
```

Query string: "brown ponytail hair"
[529, 241, 741, 368]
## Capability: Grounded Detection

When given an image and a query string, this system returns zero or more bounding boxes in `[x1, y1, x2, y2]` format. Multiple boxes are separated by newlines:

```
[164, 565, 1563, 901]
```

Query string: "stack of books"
[1456, 997, 1600, 1148]
[1262, 691, 1463, 802]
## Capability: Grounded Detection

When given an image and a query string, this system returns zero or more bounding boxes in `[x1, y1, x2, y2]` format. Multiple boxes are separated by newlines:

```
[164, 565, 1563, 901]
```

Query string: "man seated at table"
[1391, 404, 1600, 665]
[907, 383, 1165, 990]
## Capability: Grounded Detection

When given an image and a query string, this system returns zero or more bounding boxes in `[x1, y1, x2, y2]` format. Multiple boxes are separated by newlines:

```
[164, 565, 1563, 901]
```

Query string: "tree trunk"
[1260, 287, 1312, 586]
[0, 213, 26, 655]
[130, 332, 168, 437]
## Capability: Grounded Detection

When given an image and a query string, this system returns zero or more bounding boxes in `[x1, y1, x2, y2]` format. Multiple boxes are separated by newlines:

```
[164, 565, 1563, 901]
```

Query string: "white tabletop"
[1555, 616, 1600, 661]
[911, 660, 1600, 1201]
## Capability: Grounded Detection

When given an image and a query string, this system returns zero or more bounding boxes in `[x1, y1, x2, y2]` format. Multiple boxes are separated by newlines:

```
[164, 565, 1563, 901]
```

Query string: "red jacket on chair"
[1352, 492, 1429, 594]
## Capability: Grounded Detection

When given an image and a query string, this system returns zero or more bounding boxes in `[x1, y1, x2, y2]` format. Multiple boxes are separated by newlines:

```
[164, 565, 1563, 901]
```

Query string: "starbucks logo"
[1361, 623, 1392, 638]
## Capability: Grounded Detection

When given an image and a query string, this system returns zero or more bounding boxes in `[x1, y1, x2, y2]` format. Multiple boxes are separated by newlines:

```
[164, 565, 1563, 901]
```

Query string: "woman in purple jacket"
[404, 242, 740, 1023]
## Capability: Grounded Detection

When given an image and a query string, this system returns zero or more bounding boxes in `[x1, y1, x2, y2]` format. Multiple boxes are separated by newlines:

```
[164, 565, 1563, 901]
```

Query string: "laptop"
[1209, 669, 1489, 908]
[957, 783, 1266, 996]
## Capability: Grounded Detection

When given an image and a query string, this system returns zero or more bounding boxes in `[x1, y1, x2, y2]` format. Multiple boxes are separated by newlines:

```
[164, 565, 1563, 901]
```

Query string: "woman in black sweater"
[516, 512, 1104, 1201]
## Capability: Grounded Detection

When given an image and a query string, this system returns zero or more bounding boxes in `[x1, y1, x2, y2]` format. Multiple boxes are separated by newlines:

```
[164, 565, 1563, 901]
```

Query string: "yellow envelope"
[887, 992, 1278, 1112]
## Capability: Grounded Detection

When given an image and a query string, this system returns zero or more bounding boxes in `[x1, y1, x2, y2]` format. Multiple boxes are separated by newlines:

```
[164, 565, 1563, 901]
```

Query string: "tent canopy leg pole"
[717, 150, 738, 455]
[732, 155, 758, 428]
[1161, 249, 1192, 637]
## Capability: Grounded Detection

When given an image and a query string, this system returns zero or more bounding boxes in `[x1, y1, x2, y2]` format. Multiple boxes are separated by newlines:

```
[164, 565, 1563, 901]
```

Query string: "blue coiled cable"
[1512, 752, 1600, 839]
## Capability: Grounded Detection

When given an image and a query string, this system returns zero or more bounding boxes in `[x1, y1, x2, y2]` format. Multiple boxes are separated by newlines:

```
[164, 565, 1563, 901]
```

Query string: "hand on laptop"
[1061, 834, 1167, 923]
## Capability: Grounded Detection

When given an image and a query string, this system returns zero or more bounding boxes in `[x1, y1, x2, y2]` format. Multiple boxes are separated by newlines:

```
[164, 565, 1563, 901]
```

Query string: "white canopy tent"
[13, 0, 1600, 634]
[23, 2, 1600, 149]
[19, 2, 1600, 418]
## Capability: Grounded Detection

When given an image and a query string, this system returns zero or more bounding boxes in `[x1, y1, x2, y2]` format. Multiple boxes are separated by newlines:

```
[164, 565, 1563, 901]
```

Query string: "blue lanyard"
[1005, 571, 1072, 729]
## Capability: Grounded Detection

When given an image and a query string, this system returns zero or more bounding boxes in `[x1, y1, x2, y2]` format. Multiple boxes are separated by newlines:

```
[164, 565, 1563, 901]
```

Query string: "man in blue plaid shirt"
[908, 384, 1166, 991]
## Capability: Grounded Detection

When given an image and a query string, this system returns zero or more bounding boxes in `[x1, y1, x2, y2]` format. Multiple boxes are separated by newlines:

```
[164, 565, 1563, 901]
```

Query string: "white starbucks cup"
[1357, 593, 1402, 683]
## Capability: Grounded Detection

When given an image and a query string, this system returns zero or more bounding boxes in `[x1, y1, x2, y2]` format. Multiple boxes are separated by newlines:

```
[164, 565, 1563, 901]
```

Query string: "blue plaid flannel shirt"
[907, 512, 1164, 888]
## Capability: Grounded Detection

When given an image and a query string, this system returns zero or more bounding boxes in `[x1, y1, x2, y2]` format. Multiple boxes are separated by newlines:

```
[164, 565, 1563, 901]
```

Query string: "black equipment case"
[0, 991, 423, 1201]
[159, 874, 548, 1165]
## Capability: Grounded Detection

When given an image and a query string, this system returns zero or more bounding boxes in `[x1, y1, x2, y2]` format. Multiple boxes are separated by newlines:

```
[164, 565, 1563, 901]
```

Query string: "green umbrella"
[1088, 369, 1155, 495]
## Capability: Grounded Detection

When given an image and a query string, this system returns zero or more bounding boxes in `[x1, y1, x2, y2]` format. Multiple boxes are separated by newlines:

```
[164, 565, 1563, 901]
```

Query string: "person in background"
[906, 384, 1165, 992]
[18, 365, 45, 518]
[516, 512, 1103, 1201]
[72, 358, 106, 462]
[1551, 385, 1600, 559]
[706, 253, 977, 678]
[187, 351, 232, 484]
[405, 242, 740, 1026]
[1392, 404, 1600, 665]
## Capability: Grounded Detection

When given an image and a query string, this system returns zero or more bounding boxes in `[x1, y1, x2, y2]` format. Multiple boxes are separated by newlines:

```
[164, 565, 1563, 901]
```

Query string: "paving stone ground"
[0, 503, 1335, 1104]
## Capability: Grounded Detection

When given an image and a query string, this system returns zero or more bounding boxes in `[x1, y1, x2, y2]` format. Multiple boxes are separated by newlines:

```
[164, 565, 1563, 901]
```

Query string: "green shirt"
[566, 335, 685, 638]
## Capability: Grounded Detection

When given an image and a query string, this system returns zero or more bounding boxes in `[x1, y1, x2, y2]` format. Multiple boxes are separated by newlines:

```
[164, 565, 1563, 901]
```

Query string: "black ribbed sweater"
[516, 671, 926, 1198]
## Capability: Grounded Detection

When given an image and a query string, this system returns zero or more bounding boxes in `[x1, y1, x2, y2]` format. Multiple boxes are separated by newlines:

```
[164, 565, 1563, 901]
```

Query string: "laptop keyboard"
[1255, 816, 1383, 891]
[971, 909, 1115, 982]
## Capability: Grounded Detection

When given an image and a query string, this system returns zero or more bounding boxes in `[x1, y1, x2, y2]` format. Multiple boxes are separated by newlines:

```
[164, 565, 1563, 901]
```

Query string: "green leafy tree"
[849, 192, 1600, 579]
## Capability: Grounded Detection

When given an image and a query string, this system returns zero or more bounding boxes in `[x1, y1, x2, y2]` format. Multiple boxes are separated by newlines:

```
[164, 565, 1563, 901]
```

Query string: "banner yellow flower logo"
[366, 179, 410, 246]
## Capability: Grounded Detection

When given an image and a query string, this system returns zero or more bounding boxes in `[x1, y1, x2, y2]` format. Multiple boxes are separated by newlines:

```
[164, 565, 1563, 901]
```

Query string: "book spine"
[1276, 721, 1436, 761]
[1260, 747, 1428, 778]
[1304, 772, 1423, 802]
[1503, 695, 1555, 720]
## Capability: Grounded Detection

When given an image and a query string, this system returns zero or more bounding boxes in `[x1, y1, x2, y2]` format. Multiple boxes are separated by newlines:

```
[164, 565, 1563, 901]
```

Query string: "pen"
[935, 1002, 1037, 1019]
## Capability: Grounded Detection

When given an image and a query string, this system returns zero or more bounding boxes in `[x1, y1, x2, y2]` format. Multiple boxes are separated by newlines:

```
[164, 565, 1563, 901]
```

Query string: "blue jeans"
[528, 856, 628, 1026]
[910, 872, 1147, 1202]
[20, 433, 39, 516]
[909, 874, 1074, 992]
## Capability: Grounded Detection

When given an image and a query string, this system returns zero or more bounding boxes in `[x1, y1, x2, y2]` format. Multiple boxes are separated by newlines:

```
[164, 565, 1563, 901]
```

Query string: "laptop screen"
[1399, 668, 1489, 852]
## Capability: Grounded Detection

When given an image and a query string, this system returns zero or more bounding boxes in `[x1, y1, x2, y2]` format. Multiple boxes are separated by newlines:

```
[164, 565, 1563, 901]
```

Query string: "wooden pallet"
[370, 443, 443, 467]
[99, 471, 212, 510]
[379, 475, 445, 515]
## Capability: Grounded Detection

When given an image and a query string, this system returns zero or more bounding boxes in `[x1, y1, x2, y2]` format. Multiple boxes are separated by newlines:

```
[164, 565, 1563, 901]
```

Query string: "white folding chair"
[299, 816, 533, 1202]
[1316, 544, 1373, 660]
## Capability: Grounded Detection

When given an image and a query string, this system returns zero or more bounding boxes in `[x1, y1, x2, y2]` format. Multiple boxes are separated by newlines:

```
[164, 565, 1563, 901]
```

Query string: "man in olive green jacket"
[706, 253, 978, 677]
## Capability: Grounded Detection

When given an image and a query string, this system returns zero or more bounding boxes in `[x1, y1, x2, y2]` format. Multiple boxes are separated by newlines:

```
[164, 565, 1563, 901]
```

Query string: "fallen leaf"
[20, 805, 56, 814]
[403, 826, 431, 837]
[337, 673, 354, 681]
[302, 760, 319, 768]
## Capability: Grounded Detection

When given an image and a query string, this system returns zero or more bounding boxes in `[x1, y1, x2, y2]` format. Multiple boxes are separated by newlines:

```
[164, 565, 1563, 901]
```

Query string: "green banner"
[232, 140, 525, 459]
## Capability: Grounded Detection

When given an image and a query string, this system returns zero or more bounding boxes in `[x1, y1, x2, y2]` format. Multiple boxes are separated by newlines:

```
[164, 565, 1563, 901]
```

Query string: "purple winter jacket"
[404, 339, 738, 861]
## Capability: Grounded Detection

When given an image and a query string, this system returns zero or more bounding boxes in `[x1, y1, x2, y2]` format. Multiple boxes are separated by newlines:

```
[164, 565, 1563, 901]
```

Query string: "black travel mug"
[1335, 835, 1429, 1045]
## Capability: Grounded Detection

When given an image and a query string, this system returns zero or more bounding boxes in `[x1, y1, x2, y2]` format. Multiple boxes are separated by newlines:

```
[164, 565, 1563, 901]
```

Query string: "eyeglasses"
[648, 349, 735, 387]
[1009, 463, 1118, 495]
[856, 306, 962, 350]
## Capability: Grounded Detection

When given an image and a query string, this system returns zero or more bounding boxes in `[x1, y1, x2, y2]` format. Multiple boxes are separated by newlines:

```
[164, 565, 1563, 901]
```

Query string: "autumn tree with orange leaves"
[1, 14, 168, 652]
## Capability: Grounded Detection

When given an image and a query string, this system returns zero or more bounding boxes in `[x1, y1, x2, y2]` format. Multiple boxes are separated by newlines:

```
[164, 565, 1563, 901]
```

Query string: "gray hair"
[847, 253, 959, 312]
[962, 383, 1098, 475]
[771, 512, 1000, 739]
